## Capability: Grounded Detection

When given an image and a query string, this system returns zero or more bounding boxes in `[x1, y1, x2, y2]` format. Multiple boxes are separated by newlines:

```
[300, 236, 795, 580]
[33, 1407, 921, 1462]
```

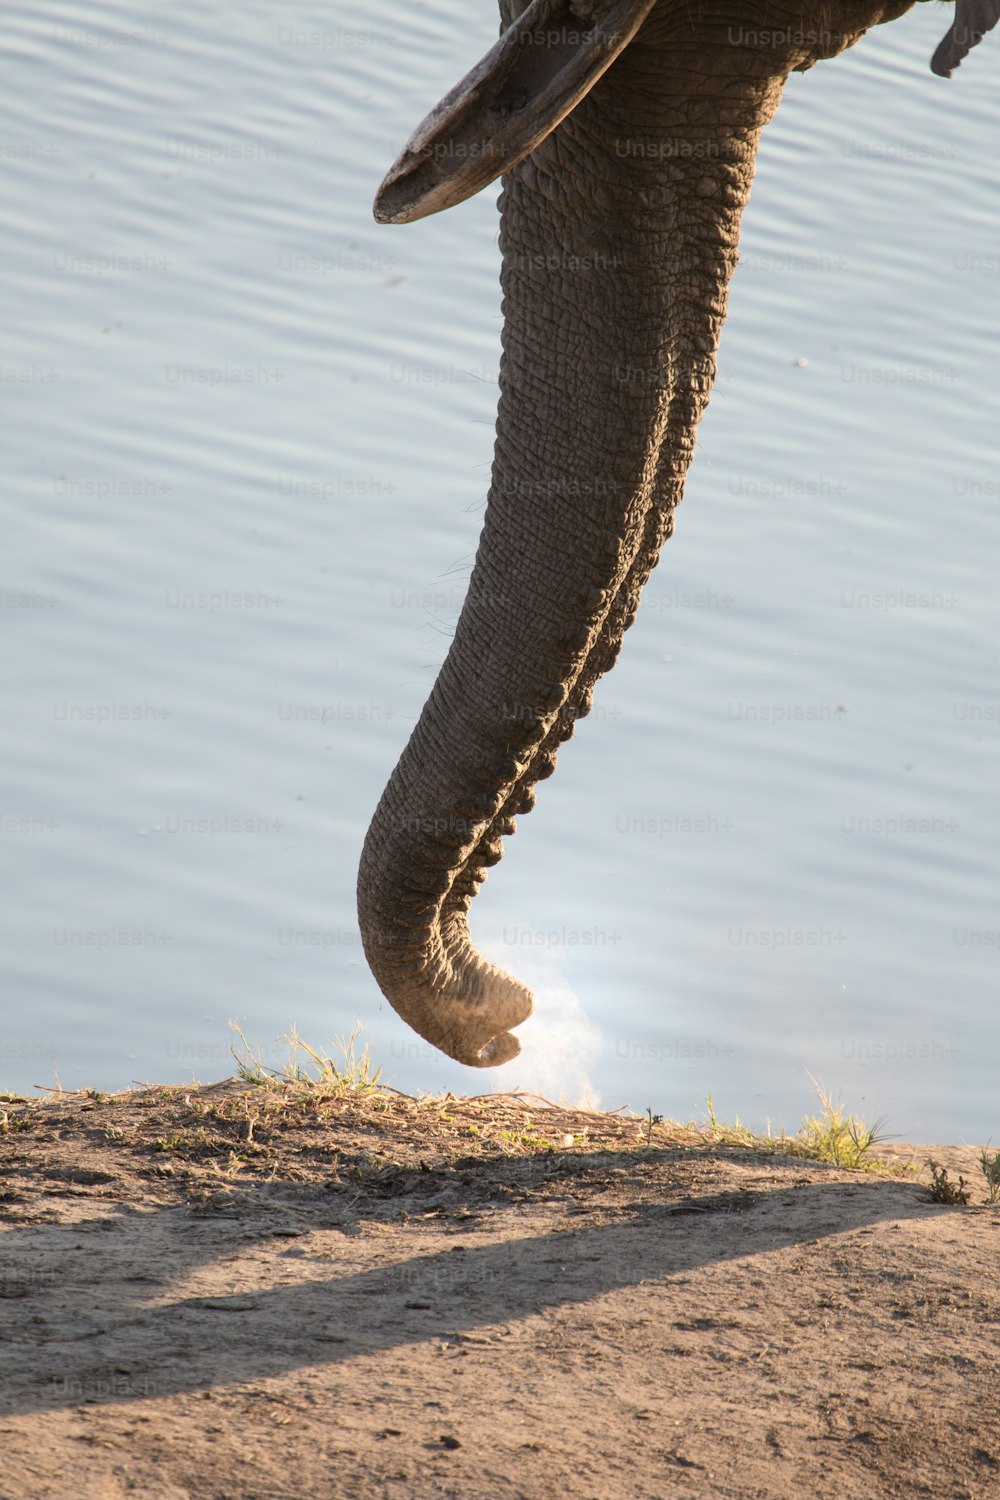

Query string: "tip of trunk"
[359, 909, 534, 1068]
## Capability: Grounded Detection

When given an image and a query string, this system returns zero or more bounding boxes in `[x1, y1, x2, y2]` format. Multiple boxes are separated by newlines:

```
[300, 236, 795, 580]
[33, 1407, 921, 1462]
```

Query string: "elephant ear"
[931, 0, 1000, 75]
[374, 0, 657, 224]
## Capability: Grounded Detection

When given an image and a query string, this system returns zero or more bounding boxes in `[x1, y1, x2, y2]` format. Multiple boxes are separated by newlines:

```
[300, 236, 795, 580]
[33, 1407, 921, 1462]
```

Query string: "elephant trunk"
[358, 32, 788, 1065]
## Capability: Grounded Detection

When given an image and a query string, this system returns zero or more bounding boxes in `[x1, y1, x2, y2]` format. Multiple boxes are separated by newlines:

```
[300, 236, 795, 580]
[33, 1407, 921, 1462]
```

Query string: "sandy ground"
[0, 1079, 997, 1500]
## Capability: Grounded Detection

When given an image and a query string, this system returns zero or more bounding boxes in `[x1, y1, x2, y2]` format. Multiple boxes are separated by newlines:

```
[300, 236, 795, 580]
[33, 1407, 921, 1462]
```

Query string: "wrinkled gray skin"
[358, 0, 989, 1068]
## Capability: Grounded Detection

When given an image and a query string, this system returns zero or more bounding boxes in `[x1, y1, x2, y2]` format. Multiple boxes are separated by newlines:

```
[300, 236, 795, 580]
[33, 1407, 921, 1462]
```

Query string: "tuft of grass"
[229, 1020, 383, 1102]
[977, 1147, 1000, 1205]
[152, 1129, 222, 1156]
[498, 1128, 555, 1154]
[699, 1080, 892, 1173]
[795, 1083, 890, 1169]
[926, 1161, 971, 1206]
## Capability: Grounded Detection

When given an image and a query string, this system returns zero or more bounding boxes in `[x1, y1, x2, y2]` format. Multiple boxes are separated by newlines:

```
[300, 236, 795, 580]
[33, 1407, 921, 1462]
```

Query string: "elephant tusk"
[373, 0, 658, 224]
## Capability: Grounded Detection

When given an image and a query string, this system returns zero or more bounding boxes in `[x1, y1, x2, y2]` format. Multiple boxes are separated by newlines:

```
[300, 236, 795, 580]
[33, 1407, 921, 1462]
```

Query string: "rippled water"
[3, 0, 998, 1141]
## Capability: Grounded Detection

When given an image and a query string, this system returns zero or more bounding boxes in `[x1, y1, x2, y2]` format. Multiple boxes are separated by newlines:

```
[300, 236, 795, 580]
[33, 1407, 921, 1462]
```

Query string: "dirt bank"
[0, 1080, 997, 1499]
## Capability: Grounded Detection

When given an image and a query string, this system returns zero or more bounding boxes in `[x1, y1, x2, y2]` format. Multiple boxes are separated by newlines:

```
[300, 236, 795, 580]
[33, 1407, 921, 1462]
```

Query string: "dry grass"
[8, 1023, 997, 1200]
[699, 1078, 895, 1174]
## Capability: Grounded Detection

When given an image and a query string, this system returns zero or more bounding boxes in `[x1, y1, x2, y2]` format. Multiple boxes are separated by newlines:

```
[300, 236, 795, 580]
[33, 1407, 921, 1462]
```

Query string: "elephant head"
[358, 0, 991, 1068]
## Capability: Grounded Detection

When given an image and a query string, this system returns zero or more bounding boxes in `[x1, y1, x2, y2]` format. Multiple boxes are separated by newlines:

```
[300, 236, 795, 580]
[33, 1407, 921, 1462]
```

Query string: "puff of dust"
[482, 946, 604, 1108]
